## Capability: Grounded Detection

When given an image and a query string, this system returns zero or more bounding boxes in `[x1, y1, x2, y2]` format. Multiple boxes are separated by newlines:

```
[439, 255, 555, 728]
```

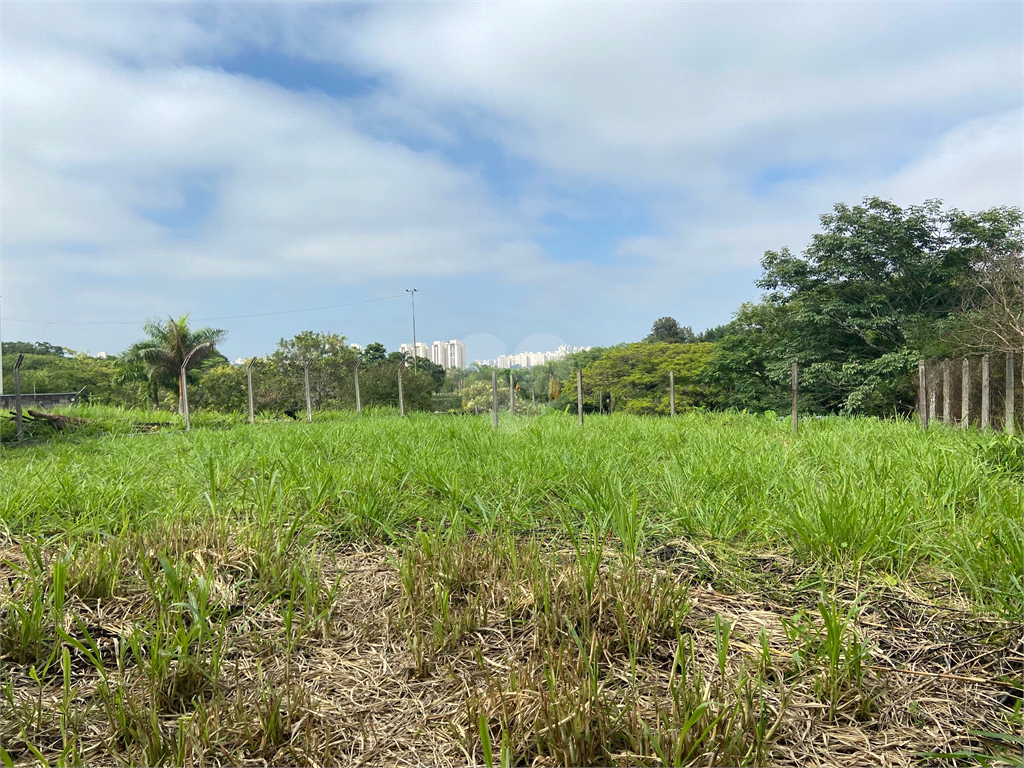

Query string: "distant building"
[418, 339, 466, 369]
[400, 342, 431, 359]
[475, 345, 590, 369]
[96, 352, 107, 359]
[349, 343, 364, 353]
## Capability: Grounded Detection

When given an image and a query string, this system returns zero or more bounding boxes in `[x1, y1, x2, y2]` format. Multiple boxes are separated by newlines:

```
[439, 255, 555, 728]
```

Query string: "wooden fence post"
[304, 361, 313, 423]
[354, 363, 361, 415]
[1005, 351, 1015, 434]
[532, 383, 536, 406]
[13, 354, 24, 442]
[610, 391, 614, 414]
[918, 360, 928, 430]
[509, 374, 515, 414]
[981, 354, 990, 429]
[960, 358, 970, 429]
[577, 370, 584, 427]
[791, 361, 799, 433]
[246, 358, 256, 425]
[492, 371, 498, 428]
[397, 363, 405, 417]
[942, 359, 952, 423]
[669, 371, 675, 417]
[597, 389, 602, 415]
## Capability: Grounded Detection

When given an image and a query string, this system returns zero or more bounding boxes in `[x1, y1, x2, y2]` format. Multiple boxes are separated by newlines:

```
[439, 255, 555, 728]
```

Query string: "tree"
[644, 317, 695, 344]
[363, 342, 388, 366]
[1, 341, 68, 357]
[414, 357, 447, 391]
[120, 315, 226, 412]
[740, 197, 1022, 414]
[584, 342, 716, 415]
[267, 331, 358, 412]
[946, 238, 1023, 356]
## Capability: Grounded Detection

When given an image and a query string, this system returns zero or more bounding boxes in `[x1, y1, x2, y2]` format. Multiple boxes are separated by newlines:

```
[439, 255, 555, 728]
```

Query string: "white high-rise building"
[426, 339, 466, 369]
[400, 342, 431, 359]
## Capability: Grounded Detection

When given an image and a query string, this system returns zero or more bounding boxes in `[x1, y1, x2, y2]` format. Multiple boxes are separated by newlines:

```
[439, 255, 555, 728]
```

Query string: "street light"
[406, 288, 419, 371]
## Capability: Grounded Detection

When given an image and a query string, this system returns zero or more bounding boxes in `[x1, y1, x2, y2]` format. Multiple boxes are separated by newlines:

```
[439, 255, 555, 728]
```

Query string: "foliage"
[362, 342, 389, 366]
[2, 341, 69, 357]
[413, 357, 447, 391]
[644, 316, 695, 344]
[120, 315, 226, 412]
[582, 342, 717, 414]
[1, 352, 148, 407]
[707, 198, 1023, 415]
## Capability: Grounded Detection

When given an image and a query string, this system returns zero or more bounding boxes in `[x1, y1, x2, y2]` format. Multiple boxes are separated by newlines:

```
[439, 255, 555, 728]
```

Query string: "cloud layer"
[2, 2, 1020, 360]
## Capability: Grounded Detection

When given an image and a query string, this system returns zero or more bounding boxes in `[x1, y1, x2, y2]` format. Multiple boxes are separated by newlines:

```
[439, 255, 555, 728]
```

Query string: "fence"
[9, 353, 1022, 439]
[918, 353, 1021, 433]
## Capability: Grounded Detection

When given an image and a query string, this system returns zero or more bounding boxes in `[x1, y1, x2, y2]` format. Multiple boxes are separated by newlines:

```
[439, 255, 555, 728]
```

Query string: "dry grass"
[3, 529, 1021, 767]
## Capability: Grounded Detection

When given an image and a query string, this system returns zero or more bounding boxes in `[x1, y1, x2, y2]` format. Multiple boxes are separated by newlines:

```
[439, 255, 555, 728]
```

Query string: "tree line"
[3, 197, 1020, 418]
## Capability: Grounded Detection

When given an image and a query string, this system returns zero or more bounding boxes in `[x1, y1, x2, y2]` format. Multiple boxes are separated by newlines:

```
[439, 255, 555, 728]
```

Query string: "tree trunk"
[153, 387, 159, 411]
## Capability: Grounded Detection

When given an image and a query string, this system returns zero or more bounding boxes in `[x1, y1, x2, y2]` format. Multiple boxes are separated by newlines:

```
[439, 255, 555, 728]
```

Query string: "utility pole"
[406, 288, 419, 371]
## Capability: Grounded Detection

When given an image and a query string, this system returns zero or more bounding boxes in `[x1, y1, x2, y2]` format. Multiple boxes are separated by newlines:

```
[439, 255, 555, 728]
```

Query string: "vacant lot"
[1, 411, 1021, 766]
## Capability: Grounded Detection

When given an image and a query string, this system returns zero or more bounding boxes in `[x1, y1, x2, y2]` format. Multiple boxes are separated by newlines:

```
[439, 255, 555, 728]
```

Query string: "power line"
[0, 293, 407, 326]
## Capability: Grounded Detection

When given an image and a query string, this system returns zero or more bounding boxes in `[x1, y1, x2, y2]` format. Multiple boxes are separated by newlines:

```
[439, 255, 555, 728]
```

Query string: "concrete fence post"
[246, 358, 256, 425]
[960, 358, 970, 428]
[491, 371, 498, 428]
[1005, 352, 1015, 434]
[981, 354, 991, 429]
[304, 361, 313, 423]
[397, 362, 405, 417]
[13, 354, 24, 442]
[577, 370, 584, 427]
[918, 360, 928, 430]
[354, 362, 362, 415]
[791, 361, 799, 434]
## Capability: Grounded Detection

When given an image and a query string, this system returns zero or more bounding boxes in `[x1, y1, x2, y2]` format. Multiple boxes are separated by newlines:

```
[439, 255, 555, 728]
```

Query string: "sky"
[2, 1, 1021, 364]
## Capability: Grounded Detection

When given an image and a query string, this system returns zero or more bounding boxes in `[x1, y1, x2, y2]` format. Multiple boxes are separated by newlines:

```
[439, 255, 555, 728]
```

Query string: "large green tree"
[583, 342, 716, 415]
[709, 198, 1022, 415]
[120, 315, 226, 412]
[644, 317, 695, 344]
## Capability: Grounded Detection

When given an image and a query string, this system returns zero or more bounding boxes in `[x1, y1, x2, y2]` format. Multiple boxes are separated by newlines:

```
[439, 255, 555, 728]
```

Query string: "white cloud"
[1, 2, 1019, 357]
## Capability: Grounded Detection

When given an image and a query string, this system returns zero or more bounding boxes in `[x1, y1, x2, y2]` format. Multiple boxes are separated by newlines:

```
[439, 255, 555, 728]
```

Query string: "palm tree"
[120, 315, 226, 412]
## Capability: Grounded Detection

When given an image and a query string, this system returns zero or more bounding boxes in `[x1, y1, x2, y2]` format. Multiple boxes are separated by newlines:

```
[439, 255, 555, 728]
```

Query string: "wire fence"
[7, 352, 1022, 440]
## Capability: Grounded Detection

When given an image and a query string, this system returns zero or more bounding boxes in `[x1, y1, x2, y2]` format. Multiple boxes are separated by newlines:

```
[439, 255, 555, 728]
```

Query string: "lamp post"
[406, 288, 419, 371]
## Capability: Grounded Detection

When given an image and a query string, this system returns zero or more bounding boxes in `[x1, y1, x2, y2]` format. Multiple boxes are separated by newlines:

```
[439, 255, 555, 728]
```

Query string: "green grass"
[1, 409, 1021, 766]
[3, 410, 1019, 612]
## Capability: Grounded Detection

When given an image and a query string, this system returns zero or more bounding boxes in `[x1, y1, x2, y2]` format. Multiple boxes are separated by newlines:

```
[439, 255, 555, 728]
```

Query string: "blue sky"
[2, 1, 1021, 363]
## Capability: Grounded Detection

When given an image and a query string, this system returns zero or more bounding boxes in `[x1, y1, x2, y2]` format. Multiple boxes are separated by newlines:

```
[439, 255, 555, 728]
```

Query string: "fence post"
[532, 383, 536, 406]
[928, 364, 938, 425]
[610, 390, 614, 414]
[398, 362, 405, 417]
[669, 371, 675, 417]
[918, 360, 928, 430]
[981, 354, 990, 429]
[597, 389, 602, 415]
[1005, 351, 1015, 434]
[791, 361, 798, 434]
[960, 358, 970, 429]
[246, 358, 256, 425]
[509, 374, 515, 414]
[304, 361, 313, 422]
[491, 371, 498, 428]
[354, 362, 362, 415]
[577, 370, 584, 427]
[13, 354, 24, 442]
[181, 363, 191, 431]
[942, 359, 952, 423]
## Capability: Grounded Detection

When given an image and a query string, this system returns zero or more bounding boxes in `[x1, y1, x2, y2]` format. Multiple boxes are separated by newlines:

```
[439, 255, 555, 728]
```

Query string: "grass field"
[1, 409, 1022, 766]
